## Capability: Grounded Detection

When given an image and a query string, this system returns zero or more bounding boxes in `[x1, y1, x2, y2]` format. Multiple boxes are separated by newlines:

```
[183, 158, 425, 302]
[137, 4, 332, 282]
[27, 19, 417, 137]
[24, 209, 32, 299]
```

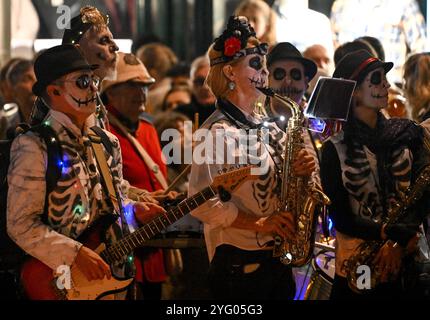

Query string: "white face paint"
[60, 71, 99, 115]
[269, 60, 307, 105]
[233, 54, 269, 100]
[357, 67, 390, 110]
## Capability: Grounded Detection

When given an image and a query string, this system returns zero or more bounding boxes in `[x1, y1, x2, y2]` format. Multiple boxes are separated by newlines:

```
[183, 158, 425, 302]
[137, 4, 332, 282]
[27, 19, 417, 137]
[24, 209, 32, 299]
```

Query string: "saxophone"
[257, 87, 331, 267]
[345, 164, 430, 293]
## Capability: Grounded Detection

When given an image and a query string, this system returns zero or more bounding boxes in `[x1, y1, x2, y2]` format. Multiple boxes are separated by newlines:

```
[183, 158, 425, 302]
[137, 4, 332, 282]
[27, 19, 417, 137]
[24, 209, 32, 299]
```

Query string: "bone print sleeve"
[7, 134, 82, 271]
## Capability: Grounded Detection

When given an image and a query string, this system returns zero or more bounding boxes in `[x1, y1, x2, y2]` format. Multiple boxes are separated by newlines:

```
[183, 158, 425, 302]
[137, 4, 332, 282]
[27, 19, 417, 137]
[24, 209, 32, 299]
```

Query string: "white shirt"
[189, 107, 320, 261]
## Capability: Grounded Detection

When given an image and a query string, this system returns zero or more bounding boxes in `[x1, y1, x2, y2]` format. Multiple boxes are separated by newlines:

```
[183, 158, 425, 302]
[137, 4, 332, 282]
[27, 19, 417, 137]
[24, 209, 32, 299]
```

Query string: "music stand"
[305, 77, 356, 121]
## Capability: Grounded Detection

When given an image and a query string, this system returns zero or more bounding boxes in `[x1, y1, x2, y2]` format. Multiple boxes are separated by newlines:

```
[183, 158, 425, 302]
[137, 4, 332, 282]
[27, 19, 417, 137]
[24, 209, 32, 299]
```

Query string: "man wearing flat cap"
[7, 45, 165, 299]
[101, 52, 171, 300]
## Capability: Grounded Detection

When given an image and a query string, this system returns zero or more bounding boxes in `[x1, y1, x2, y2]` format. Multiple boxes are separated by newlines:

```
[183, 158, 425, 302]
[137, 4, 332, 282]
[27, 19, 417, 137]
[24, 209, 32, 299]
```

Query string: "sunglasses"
[273, 67, 303, 81]
[60, 74, 100, 89]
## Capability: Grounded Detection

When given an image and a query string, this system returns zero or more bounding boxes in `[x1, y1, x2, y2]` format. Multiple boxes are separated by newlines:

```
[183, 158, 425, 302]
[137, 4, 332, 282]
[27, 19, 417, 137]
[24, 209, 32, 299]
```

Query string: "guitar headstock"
[211, 166, 257, 193]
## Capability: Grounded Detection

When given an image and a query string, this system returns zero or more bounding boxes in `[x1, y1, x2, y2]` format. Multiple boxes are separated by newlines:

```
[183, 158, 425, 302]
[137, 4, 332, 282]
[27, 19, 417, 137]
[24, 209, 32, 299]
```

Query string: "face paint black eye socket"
[249, 57, 263, 71]
[370, 71, 383, 85]
[274, 68, 287, 81]
[290, 68, 303, 81]
[273, 67, 303, 81]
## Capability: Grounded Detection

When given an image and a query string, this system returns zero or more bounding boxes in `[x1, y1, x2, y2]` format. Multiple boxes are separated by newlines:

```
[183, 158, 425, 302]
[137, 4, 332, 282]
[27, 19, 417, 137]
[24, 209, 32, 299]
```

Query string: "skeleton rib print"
[46, 127, 118, 239]
[339, 140, 412, 220]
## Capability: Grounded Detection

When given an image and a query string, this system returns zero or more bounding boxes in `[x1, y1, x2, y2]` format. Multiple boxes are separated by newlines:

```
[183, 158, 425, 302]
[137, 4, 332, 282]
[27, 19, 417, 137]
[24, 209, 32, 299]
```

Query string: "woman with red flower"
[188, 16, 318, 299]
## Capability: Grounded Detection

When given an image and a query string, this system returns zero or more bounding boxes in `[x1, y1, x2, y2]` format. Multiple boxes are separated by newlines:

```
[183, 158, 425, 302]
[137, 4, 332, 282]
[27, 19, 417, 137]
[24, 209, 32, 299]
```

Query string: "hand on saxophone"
[373, 241, 404, 283]
[293, 149, 316, 177]
[256, 211, 296, 241]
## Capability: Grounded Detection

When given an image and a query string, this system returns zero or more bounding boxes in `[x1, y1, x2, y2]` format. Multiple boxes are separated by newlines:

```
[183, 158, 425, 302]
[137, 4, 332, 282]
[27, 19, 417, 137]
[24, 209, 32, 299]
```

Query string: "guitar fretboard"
[101, 186, 215, 264]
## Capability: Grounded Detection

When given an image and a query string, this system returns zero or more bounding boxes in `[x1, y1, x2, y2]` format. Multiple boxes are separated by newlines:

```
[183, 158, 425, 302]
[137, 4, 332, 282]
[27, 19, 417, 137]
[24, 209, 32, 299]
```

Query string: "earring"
[228, 82, 236, 91]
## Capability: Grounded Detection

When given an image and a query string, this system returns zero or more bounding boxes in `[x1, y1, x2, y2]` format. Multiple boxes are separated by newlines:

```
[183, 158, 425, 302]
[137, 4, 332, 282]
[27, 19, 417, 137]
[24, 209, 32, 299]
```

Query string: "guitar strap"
[88, 128, 131, 236]
[88, 129, 119, 212]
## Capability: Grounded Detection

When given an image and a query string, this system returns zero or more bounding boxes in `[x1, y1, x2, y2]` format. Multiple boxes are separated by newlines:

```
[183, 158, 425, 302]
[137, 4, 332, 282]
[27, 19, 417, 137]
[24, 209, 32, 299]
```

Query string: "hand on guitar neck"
[134, 201, 167, 225]
[73, 246, 112, 282]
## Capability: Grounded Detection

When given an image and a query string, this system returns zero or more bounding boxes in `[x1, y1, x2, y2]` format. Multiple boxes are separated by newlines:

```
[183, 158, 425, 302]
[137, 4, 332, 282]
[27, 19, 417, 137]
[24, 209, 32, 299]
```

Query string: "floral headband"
[210, 16, 269, 67]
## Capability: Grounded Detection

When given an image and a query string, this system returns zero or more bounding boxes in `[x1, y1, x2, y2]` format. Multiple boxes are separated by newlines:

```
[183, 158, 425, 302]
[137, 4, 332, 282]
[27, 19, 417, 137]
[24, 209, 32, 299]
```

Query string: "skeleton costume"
[7, 45, 137, 281]
[321, 50, 430, 299]
[189, 16, 320, 300]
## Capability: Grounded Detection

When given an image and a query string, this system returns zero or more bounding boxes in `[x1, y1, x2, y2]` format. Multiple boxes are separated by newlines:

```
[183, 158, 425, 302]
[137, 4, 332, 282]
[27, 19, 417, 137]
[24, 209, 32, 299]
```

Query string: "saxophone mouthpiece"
[257, 87, 276, 97]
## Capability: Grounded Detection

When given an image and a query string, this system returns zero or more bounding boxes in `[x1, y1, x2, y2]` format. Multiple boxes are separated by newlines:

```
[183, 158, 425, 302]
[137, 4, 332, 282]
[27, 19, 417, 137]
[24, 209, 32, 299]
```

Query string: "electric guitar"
[20, 166, 256, 300]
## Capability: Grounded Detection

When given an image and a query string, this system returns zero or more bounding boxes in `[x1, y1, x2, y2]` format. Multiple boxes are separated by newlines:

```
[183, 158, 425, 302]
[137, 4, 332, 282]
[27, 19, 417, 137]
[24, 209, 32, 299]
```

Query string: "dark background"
[31, 0, 427, 62]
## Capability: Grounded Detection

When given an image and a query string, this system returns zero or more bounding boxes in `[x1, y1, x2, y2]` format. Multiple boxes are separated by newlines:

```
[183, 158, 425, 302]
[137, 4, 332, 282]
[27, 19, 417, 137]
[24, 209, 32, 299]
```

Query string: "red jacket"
[107, 105, 167, 283]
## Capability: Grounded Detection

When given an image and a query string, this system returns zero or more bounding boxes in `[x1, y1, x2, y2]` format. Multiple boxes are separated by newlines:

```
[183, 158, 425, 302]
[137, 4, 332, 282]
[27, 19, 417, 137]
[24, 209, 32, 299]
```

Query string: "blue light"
[308, 118, 326, 133]
[328, 218, 333, 231]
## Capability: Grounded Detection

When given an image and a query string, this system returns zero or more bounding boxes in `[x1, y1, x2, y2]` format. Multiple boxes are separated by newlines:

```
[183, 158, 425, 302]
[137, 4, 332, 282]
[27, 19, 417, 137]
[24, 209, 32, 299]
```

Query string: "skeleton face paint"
[59, 71, 99, 115]
[357, 67, 390, 110]
[231, 54, 268, 100]
[269, 60, 308, 108]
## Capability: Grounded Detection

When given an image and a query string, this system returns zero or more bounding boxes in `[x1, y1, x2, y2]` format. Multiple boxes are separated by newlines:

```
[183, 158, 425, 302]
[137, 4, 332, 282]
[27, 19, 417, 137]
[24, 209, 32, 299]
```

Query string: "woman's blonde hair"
[234, 0, 276, 46]
[403, 53, 430, 121]
[206, 37, 260, 99]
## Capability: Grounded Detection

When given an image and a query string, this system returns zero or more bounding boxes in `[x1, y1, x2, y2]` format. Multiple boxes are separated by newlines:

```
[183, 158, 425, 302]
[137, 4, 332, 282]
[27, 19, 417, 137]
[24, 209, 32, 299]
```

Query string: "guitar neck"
[101, 186, 216, 263]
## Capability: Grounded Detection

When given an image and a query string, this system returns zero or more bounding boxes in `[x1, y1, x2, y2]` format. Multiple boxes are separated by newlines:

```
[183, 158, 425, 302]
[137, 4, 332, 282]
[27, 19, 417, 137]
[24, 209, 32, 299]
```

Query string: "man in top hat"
[101, 52, 171, 300]
[320, 49, 428, 299]
[7, 45, 165, 299]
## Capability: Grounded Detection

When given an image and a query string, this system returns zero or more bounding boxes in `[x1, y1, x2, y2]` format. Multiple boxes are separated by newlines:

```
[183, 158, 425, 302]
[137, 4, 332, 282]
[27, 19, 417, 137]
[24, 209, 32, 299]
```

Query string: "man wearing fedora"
[101, 52, 170, 300]
[267, 42, 318, 116]
[321, 50, 429, 299]
[7, 45, 165, 299]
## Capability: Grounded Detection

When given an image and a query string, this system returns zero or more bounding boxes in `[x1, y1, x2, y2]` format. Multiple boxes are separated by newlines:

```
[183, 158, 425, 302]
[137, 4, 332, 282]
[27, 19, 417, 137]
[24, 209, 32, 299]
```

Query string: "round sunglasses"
[59, 74, 100, 89]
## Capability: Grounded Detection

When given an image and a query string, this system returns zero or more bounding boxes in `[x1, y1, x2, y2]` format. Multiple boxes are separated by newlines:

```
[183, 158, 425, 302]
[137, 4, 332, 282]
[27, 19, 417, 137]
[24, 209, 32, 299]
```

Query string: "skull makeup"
[59, 71, 99, 115]
[357, 67, 390, 110]
[233, 54, 268, 97]
[269, 60, 308, 105]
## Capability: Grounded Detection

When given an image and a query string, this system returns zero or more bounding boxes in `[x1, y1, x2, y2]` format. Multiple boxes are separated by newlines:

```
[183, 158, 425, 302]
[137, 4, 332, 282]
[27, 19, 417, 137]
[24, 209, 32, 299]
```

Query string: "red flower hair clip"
[224, 37, 242, 57]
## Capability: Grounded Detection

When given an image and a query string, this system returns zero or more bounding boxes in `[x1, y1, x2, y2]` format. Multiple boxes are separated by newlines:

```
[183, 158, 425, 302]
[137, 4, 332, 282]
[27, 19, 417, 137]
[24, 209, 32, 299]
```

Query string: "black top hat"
[32, 45, 98, 96]
[333, 49, 393, 84]
[267, 42, 317, 80]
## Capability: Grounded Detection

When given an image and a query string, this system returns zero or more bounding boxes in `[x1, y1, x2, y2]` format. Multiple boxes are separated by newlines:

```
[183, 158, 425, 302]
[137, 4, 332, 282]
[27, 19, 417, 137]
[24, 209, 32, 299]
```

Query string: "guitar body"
[21, 215, 133, 300]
